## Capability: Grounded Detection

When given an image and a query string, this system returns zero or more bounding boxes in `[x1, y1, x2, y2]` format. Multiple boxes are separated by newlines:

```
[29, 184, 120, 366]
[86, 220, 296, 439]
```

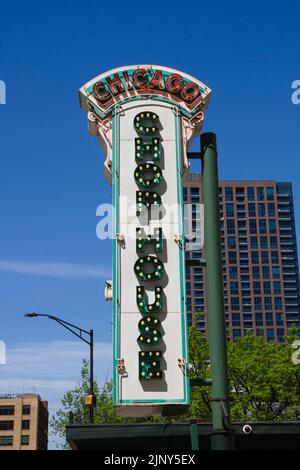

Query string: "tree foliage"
[51, 327, 300, 447]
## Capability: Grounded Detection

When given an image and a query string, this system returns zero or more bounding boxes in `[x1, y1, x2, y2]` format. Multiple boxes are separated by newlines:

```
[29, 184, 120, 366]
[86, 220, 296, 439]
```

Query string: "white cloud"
[0, 260, 111, 279]
[0, 340, 112, 449]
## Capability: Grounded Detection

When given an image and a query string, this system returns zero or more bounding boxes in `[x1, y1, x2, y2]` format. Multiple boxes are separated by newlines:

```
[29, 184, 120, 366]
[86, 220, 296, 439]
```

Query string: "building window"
[22, 420, 30, 430]
[259, 219, 267, 234]
[247, 187, 255, 201]
[269, 219, 277, 234]
[272, 266, 280, 279]
[273, 282, 281, 295]
[229, 267, 238, 279]
[261, 251, 269, 264]
[0, 405, 14, 416]
[228, 237, 236, 249]
[258, 203, 265, 217]
[233, 329, 241, 338]
[257, 187, 265, 200]
[266, 187, 274, 200]
[268, 203, 275, 216]
[230, 282, 239, 295]
[22, 405, 31, 415]
[0, 420, 14, 431]
[254, 297, 262, 311]
[265, 297, 273, 311]
[270, 236, 278, 249]
[271, 251, 279, 264]
[228, 251, 237, 264]
[252, 266, 260, 279]
[227, 219, 235, 234]
[267, 329, 275, 341]
[21, 435, 30, 446]
[250, 236, 258, 248]
[251, 251, 259, 264]
[225, 187, 233, 201]
[249, 220, 257, 234]
[263, 281, 271, 294]
[262, 266, 270, 279]
[260, 236, 268, 249]
[248, 203, 256, 217]
[0, 436, 13, 446]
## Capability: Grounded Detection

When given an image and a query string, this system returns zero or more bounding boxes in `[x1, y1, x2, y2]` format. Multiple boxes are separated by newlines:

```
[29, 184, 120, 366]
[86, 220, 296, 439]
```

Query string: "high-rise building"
[184, 173, 300, 342]
[0, 394, 48, 450]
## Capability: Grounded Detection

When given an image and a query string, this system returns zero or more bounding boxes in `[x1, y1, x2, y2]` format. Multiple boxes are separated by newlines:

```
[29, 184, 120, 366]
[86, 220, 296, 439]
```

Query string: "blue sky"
[0, 0, 299, 446]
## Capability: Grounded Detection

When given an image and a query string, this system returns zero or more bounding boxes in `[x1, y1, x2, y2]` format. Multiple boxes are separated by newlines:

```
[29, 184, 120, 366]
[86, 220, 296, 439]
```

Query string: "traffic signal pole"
[201, 133, 234, 450]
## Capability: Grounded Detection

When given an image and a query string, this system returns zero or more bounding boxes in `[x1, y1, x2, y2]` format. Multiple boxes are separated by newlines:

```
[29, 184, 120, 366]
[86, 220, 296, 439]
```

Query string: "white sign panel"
[80, 65, 211, 416]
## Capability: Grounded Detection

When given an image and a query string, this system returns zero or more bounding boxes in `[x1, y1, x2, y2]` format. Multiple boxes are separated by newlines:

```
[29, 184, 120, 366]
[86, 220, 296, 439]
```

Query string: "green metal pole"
[190, 422, 199, 450]
[201, 133, 234, 450]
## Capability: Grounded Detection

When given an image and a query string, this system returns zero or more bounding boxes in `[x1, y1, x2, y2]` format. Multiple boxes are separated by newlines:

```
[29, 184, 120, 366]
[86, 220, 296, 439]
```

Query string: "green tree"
[51, 327, 300, 447]
[50, 359, 122, 448]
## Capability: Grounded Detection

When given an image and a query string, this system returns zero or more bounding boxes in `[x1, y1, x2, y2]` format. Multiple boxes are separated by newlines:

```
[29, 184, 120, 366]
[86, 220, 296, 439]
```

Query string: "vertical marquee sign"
[80, 65, 211, 416]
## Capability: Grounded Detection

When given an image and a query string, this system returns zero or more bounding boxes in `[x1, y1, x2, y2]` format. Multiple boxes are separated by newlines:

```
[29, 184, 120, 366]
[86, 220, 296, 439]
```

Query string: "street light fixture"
[25, 312, 95, 424]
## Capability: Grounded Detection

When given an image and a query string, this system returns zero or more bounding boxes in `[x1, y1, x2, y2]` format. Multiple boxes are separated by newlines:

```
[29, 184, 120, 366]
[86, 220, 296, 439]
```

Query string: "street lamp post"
[25, 312, 95, 424]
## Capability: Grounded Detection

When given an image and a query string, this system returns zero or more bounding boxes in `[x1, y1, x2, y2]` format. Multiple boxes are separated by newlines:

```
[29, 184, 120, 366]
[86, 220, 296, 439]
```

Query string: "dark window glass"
[260, 236, 268, 248]
[250, 236, 258, 248]
[270, 236, 278, 249]
[261, 251, 269, 264]
[252, 266, 260, 279]
[226, 203, 234, 217]
[249, 220, 257, 234]
[22, 420, 30, 430]
[230, 282, 239, 295]
[262, 266, 270, 279]
[248, 203, 256, 217]
[254, 281, 261, 294]
[271, 251, 279, 264]
[225, 187, 233, 201]
[268, 203, 275, 216]
[258, 203, 265, 216]
[229, 267, 238, 279]
[22, 405, 31, 415]
[273, 282, 281, 295]
[272, 266, 280, 279]
[269, 219, 277, 234]
[21, 435, 30, 446]
[0, 421, 14, 431]
[0, 406, 14, 416]
[0, 436, 13, 446]
[227, 219, 235, 234]
[267, 187, 274, 200]
[259, 219, 267, 234]
[233, 329, 241, 338]
[228, 237, 236, 249]
[257, 187, 265, 200]
[263, 281, 271, 294]
[247, 187, 255, 201]
[265, 297, 273, 311]
[228, 251, 237, 264]
[254, 297, 262, 311]
[251, 251, 259, 264]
